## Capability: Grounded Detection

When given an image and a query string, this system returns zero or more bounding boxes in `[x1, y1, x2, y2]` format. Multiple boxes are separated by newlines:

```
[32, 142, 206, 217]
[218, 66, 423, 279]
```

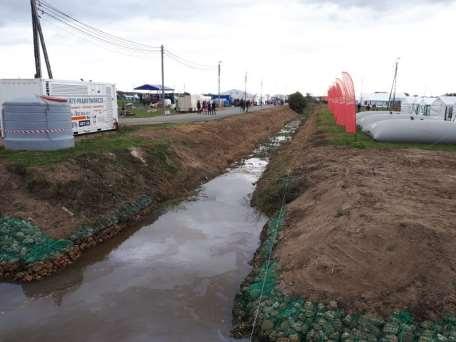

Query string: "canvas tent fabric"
[134, 84, 175, 91]
[401, 96, 421, 114]
[362, 92, 408, 108]
[401, 97, 438, 116]
[430, 96, 456, 120]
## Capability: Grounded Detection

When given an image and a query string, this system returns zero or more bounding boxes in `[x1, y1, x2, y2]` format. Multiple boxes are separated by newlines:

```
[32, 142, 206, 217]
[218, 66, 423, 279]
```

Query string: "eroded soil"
[0, 107, 297, 239]
[254, 107, 456, 320]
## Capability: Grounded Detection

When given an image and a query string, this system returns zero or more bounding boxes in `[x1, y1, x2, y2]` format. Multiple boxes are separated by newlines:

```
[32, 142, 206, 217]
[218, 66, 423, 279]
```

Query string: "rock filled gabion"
[0, 217, 72, 264]
[232, 211, 456, 341]
[0, 195, 154, 282]
[69, 195, 153, 243]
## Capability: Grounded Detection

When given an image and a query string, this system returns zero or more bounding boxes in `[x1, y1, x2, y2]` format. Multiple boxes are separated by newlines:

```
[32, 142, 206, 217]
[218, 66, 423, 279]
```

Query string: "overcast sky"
[1, 0, 455, 96]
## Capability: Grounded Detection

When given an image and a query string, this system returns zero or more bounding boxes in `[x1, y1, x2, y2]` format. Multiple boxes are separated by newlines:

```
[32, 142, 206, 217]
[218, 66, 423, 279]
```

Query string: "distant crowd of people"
[358, 103, 378, 112]
[197, 100, 217, 115]
[238, 99, 251, 112]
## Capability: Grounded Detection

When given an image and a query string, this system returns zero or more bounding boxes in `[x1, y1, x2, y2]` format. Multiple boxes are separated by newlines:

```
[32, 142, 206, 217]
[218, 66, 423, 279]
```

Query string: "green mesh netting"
[0, 195, 153, 266]
[0, 217, 73, 264]
[234, 205, 456, 341]
[69, 195, 153, 242]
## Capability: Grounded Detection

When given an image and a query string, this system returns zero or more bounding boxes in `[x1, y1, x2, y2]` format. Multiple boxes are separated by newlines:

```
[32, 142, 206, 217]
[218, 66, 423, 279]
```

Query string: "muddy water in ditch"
[0, 121, 299, 342]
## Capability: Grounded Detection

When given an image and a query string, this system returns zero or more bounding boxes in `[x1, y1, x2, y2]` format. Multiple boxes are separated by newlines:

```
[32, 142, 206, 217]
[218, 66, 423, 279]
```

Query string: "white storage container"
[0, 79, 118, 137]
[2, 96, 74, 151]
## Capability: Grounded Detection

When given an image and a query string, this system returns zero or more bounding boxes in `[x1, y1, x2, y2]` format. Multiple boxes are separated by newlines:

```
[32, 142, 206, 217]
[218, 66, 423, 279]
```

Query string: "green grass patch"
[131, 107, 162, 118]
[118, 99, 176, 118]
[318, 108, 456, 152]
[0, 127, 148, 167]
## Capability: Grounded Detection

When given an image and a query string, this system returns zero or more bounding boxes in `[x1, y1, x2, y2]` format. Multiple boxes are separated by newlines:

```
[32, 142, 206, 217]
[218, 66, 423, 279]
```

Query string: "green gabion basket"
[0, 217, 73, 264]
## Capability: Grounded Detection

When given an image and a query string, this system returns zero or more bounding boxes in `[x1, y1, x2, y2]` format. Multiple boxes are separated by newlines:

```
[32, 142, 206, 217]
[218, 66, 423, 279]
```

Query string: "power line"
[39, 16, 157, 60]
[37, 0, 161, 52]
[37, 0, 218, 71]
[37, 7, 160, 55]
[166, 49, 217, 70]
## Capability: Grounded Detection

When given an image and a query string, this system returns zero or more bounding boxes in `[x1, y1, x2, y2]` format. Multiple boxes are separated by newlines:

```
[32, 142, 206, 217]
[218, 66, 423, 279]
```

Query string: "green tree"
[288, 91, 307, 114]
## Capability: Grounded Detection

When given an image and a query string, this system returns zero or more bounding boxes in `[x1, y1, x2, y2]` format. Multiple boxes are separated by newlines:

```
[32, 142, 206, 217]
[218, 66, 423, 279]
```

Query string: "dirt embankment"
[0, 107, 297, 281]
[253, 107, 456, 320]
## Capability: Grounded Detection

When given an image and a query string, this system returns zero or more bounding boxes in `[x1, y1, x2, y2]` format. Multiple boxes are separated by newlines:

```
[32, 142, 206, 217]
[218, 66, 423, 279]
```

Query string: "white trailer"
[0, 79, 118, 136]
[175, 94, 211, 112]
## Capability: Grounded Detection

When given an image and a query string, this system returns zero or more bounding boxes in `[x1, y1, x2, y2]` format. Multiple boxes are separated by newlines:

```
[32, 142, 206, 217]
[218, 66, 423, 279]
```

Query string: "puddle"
[0, 120, 300, 342]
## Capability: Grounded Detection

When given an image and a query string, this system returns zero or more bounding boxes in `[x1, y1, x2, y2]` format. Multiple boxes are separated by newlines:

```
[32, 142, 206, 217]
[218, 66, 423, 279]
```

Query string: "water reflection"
[0, 121, 300, 342]
[0, 154, 268, 342]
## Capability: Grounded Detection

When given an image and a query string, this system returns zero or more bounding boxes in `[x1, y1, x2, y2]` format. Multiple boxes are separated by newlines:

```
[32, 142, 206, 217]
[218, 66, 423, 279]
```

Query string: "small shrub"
[288, 92, 308, 114]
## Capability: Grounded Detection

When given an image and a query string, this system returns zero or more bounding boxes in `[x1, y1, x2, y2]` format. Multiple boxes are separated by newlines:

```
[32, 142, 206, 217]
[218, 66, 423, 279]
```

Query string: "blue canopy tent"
[134, 84, 174, 92]
[133, 85, 176, 115]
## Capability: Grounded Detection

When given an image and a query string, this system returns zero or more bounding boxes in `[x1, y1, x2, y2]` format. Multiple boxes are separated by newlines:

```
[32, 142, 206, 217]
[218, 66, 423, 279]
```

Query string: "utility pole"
[244, 72, 248, 105]
[387, 58, 400, 111]
[218, 61, 222, 107]
[36, 12, 53, 79]
[30, 0, 53, 79]
[161, 44, 165, 116]
[260, 79, 263, 107]
[31, 0, 42, 79]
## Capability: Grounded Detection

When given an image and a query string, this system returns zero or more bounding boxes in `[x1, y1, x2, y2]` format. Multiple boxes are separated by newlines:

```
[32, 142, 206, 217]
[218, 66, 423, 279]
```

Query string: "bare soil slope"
[0, 107, 296, 239]
[256, 108, 456, 320]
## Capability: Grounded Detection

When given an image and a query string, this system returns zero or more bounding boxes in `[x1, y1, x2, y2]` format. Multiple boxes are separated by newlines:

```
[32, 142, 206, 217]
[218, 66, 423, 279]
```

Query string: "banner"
[327, 72, 356, 134]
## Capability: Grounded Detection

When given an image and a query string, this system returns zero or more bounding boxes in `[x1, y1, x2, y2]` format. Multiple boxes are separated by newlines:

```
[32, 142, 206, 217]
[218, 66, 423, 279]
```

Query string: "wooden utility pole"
[161, 45, 165, 116]
[260, 79, 263, 107]
[30, 0, 53, 79]
[218, 61, 222, 107]
[31, 0, 42, 79]
[36, 13, 53, 79]
[244, 72, 248, 104]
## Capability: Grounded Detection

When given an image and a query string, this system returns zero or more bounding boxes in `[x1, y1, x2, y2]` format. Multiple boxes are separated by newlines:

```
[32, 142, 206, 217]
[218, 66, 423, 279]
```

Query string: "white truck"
[0, 79, 118, 136]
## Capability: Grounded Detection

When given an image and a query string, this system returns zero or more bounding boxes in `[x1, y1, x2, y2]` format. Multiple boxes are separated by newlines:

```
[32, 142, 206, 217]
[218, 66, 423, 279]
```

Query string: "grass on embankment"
[0, 126, 175, 168]
[118, 100, 175, 118]
[319, 108, 456, 152]
[254, 106, 456, 216]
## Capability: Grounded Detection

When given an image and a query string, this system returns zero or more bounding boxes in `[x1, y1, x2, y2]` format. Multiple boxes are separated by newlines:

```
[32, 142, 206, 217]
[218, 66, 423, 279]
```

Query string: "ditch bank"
[0, 107, 297, 283]
[233, 106, 456, 341]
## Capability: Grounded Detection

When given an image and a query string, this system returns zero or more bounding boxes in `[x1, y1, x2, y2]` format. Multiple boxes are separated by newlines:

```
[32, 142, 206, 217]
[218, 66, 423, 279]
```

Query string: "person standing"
[197, 100, 201, 114]
[212, 102, 217, 116]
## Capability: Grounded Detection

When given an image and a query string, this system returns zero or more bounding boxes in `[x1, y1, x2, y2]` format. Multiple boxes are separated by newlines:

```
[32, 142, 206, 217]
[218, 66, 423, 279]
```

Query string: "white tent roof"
[363, 92, 409, 102]
[438, 96, 456, 105]
[419, 97, 438, 105]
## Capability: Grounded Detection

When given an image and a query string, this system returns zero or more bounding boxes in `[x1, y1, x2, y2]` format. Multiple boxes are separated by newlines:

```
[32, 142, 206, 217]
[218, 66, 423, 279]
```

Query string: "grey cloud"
[0, 0, 250, 26]
[307, 0, 456, 10]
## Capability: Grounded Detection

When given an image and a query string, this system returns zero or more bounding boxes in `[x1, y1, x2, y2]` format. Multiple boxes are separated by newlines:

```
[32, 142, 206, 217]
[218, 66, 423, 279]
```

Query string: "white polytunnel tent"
[361, 92, 409, 109]
[415, 97, 439, 116]
[431, 96, 456, 121]
[401, 96, 421, 114]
